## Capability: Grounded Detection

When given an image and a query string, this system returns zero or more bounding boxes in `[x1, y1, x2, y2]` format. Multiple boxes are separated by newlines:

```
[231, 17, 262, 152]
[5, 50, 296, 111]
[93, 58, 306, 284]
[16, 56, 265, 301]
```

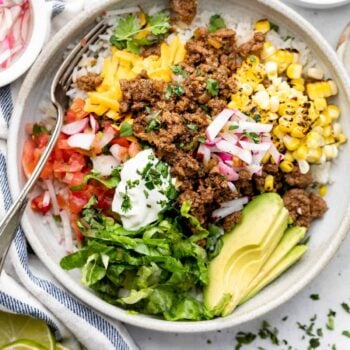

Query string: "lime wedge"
[0, 339, 47, 350]
[0, 312, 55, 350]
[56, 344, 71, 350]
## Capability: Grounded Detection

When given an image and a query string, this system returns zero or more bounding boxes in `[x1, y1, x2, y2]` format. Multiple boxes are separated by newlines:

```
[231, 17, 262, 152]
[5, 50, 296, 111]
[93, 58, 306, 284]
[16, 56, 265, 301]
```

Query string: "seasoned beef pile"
[119, 26, 326, 231]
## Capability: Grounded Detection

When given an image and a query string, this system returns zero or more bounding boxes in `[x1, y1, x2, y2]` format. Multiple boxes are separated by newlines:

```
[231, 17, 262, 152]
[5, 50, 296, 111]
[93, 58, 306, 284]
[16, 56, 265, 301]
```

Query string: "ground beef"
[221, 211, 242, 232]
[283, 189, 327, 227]
[141, 44, 161, 58]
[170, 0, 197, 24]
[284, 167, 313, 189]
[238, 32, 265, 57]
[254, 163, 283, 193]
[76, 73, 102, 92]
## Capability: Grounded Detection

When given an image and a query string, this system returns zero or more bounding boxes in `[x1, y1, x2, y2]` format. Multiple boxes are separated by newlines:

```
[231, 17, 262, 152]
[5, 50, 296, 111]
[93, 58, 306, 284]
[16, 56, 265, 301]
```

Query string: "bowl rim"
[0, 0, 50, 87]
[7, 0, 350, 333]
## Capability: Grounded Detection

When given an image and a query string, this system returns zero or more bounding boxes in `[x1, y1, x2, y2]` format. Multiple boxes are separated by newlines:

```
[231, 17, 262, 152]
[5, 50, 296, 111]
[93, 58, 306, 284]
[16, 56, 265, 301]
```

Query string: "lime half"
[0, 339, 47, 350]
[0, 311, 55, 350]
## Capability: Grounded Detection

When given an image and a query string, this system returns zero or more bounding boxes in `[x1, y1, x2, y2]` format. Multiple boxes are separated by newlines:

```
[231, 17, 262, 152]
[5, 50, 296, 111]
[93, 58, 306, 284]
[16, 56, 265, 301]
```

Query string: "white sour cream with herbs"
[112, 149, 174, 231]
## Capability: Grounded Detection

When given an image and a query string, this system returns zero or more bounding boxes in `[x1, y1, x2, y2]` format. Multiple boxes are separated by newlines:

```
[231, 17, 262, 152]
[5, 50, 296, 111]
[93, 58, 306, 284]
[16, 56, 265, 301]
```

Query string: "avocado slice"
[239, 226, 307, 304]
[240, 245, 308, 303]
[204, 193, 289, 316]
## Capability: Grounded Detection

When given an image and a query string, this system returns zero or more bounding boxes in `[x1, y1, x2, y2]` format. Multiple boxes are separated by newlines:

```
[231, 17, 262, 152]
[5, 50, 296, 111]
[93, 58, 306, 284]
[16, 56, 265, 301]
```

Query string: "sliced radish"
[212, 197, 249, 220]
[217, 152, 232, 162]
[239, 141, 271, 152]
[97, 128, 115, 149]
[92, 155, 119, 177]
[206, 109, 235, 141]
[110, 144, 128, 162]
[269, 143, 284, 165]
[89, 115, 99, 133]
[216, 140, 252, 164]
[197, 144, 211, 165]
[42, 190, 50, 207]
[227, 181, 237, 192]
[67, 133, 95, 150]
[45, 179, 59, 215]
[218, 161, 239, 181]
[61, 118, 89, 135]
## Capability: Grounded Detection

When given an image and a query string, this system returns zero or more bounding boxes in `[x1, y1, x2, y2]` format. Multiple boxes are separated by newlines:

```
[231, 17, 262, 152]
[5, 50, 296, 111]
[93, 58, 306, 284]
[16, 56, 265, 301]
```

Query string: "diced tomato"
[32, 132, 49, 148]
[56, 193, 67, 208]
[31, 193, 51, 214]
[68, 190, 90, 214]
[111, 137, 130, 148]
[22, 139, 37, 177]
[66, 98, 89, 122]
[62, 171, 88, 188]
[96, 189, 114, 211]
[128, 142, 139, 158]
[53, 152, 86, 173]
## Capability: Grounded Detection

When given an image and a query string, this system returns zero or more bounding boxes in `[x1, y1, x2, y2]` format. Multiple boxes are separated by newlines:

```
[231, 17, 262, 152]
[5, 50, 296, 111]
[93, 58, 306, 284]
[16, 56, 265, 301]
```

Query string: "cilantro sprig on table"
[110, 10, 171, 54]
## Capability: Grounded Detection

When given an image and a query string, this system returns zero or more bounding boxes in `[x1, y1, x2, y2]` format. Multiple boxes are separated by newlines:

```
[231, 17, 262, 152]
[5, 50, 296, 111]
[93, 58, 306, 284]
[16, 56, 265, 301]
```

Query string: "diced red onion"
[42, 190, 50, 207]
[232, 109, 251, 121]
[206, 109, 235, 141]
[67, 133, 95, 150]
[110, 144, 128, 162]
[61, 118, 89, 135]
[89, 115, 99, 133]
[197, 144, 211, 165]
[60, 210, 74, 253]
[221, 132, 238, 144]
[92, 155, 119, 177]
[212, 197, 249, 220]
[44, 179, 59, 215]
[218, 152, 232, 162]
[298, 159, 310, 174]
[218, 161, 239, 181]
[269, 143, 284, 165]
[97, 128, 115, 149]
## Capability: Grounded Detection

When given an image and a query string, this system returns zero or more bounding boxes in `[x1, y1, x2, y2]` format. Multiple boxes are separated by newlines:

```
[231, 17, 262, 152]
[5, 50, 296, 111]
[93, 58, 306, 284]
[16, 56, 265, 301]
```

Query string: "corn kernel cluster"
[228, 20, 347, 174]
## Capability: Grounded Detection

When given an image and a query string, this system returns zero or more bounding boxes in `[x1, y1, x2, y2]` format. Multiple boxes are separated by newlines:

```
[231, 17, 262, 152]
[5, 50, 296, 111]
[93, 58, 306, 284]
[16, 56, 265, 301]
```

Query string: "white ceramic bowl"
[284, 0, 350, 9]
[0, 0, 50, 87]
[7, 0, 350, 333]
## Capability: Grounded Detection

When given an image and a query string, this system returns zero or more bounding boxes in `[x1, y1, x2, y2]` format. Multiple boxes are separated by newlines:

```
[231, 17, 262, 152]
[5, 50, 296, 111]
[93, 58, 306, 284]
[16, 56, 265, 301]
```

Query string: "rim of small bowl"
[284, 0, 350, 9]
[7, 0, 350, 333]
[0, 0, 50, 87]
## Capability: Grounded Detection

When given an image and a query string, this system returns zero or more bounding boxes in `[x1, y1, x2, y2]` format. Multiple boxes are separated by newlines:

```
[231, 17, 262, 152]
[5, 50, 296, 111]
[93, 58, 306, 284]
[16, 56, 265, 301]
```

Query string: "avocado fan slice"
[239, 244, 308, 304]
[239, 226, 307, 305]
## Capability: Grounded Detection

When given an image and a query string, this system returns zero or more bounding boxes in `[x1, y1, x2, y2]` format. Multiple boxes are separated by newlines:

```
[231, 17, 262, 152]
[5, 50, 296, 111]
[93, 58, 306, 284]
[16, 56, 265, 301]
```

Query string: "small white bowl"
[0, 0, 50, 87]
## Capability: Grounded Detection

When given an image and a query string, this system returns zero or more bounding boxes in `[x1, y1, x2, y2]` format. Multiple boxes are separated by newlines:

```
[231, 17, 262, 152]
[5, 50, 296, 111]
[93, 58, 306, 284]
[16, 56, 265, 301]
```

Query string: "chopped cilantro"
[310, 294, 320, 301]
[119, 121, 133, 137]
[282, 316, 288, 322]
[126, 179, 140, 189]
[32, 123, 48, 136]
[165, 83, 185, 99]
[253, 113, 261, 122]
[198, 136, 206, 144]
[316, 328, 323, 337]
[145, 118, 161, 132]
[187, 124, 199, 131]
[208, 14, 226, 33]
[258, 321, 279, 345]
[229, 124, 239, 130]
[308, 338, 320, 349]
[165, 184, 177, 200]
[326, 309, 336, 331]
[235, 331, 256, 349]
[143, 190, 149, 198]
[171, 65, 188, 77]
[120, 192, 132, 212]
[110, 11, 171, 53]
[342, 331, 350, 338]
[245, 132, 260, 143]
[341, 302, 350, 313]
[270, 21, 279, 32]
[206, 78, 219, 96]
[283, 35, 294, 42]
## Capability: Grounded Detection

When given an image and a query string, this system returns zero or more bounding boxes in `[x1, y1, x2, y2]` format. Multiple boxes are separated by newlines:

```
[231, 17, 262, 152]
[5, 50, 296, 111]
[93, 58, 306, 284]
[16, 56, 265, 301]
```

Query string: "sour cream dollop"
[112, 149, 174, 231]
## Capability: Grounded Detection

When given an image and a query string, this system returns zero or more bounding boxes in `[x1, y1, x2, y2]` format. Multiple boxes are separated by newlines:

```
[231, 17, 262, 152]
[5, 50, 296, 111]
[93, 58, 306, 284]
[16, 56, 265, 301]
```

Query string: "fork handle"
[0, 102, 64, 273]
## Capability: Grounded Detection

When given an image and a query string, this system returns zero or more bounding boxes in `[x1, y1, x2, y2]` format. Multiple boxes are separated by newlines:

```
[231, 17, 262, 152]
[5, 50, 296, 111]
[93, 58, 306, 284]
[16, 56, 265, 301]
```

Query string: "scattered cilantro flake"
[32, 123, 48, 136]
[332, 345, 337, 350]
[229, 124, 239, 130]
[119, 122, 133, 137]
[316, 328, 323, 337]
[282, 316, 288, 322]
[145, 118, 161, 132]
[143, 190, 149, 199]
[165, 84, 185, 99]
[341, 302, 350, 313]
[270, 21, 279, 32]
[206, 78, 219, 96]
[245, 132, 260, 144]
[126, 179, 140, 189]
[258, 321, 279, 345]
[308, 338, 320, 349]
[187, 124, 199, 131]
[147, 11, 171, 35]
[165, 85, 173, 100]
[198, 136, 206, 144]
[120, 192, 132, 212]
[235, 332, 256, 349]
[310, 294, 320, 301]
[326, 309, 336, 331]
[283, 35, 294, 42]
[171, 65, 188, 77]
[208, 14, 226, 33]
[253, 113, 261, 122]
[343, 331, 350, 338]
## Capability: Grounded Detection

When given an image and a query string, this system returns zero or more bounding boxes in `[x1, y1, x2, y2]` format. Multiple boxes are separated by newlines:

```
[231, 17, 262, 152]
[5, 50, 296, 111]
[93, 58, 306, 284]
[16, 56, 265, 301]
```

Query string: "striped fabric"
[0, 1, 138, 349]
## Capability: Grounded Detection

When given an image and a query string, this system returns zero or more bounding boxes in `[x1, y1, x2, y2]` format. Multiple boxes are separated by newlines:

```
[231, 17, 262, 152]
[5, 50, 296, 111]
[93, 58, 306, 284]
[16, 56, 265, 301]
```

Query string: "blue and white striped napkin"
[0, 1, 138, 349]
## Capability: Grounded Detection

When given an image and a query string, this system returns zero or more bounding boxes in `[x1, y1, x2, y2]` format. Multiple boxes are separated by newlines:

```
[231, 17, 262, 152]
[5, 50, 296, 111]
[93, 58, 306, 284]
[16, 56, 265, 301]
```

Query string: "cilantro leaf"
[32, 123, 48, 136]
[110, 14, 141, 46]
[206, 78, 219, 96]
[187, 124, 198, 131]
[120, 121, 133, 137]
[342, 331, 350, 338]
[171, 65, 188, 77]
[208, 14, 226, 33]
[147, 11, 171, 35]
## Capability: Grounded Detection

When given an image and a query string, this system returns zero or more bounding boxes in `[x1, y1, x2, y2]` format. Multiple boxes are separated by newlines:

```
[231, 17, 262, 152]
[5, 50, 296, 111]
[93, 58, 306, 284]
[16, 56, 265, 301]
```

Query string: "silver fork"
[0, 20, 108, 272]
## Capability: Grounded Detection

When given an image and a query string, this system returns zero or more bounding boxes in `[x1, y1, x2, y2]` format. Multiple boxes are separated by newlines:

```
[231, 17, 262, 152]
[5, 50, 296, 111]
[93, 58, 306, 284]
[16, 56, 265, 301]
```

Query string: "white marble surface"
[127, 3, 350, 349]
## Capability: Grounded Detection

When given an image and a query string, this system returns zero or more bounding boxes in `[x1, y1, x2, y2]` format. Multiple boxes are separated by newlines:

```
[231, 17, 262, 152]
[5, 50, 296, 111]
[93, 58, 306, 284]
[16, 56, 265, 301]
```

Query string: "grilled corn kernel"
[290, 125, 306, 139]
[318, 113, 332, 127]
[262, 152, 271, 164]
[286, 63, 302, 79]
[261, 41, 276, 60]
[328, 80, 338, 95]
[269, 95, 280, 112]
[306, 81, 332, 100]
[273, 125, 285, 139]
[306, 131, 324, 148]
[207, 37, 222, 49]
[323, 144, 339, 159]
[336, 133, 347, 144]
[314, 97, 327, 112]
[294, 144, 308, 160]
[322, 125, 333, 138]
[324, 135, 335, 145]
[255, 19, 271, 33]
[306, 147, 322, 163]
[283, 135, 301, 151]
[253, 90, 270, 110]
[290, 78, 305, 92]
[307, 67, 324, 80]
[327, 105, 340, 120]
[319, 185, 327, 197]
[332, 122, 342, 135]
[284, 151, 295, 162]
[264, 175, 274, 191]
[265, 61, 278, 80]
[241, 83, 253, 96]
[280, 160, 294, 173]
[279, 116, 293, 133]
[312, 125, 323, 135]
